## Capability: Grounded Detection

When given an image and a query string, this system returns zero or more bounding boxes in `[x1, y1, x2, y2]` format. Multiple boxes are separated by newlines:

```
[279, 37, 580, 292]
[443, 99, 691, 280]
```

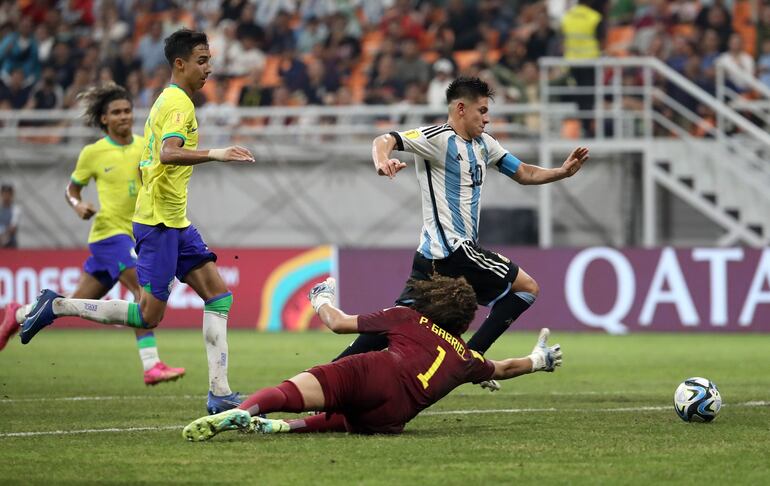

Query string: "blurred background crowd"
[0, 0, 766, 131]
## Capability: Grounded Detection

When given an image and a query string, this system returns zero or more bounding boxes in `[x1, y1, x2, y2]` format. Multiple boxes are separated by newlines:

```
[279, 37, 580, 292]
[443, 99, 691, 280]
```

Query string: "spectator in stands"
[0, 16, 40, 87]
[296, 15, 328, 54]
[379, 0, 425, 42]
[716, 32, 755, 93]
[0, 68, 32, 109]
[447, 0, 481, 50]
[49, 41, 77, 90]
[63, 67, 91, 108]
[111, 39, 141, 87]
[198, 78, 240, 145]
[696, 1, 732, 51]
[369, 37, 400, 83]
[236, 3, 266, 48]
[0, 183, 20, 249]
[25, 66, 64, 110]
[278, 49, 310, 94]
[322, 12, 361, 76]
[136, 20, 167, 75]
[365, 54, 404, 104]
[255, 0, 296, 28]
[427, 58, 454, 108]
[304, 59, 340, 105]
[93, 4, 130, 60]
[221, 0, 248, 22]
[667, 36, 696, 74]
[758, 39, 770, 89]
[162, 3, 195, 37]
[265, 9, 297, 54]
[561, 0, 604, 137]
[394, 37, 431, 88]
[526, 8, 558, 62]
[35, 24, 54, 64]
[239, 66, 272, 107]
[125, 70, 146, 108]
[699, 29, 722, 95]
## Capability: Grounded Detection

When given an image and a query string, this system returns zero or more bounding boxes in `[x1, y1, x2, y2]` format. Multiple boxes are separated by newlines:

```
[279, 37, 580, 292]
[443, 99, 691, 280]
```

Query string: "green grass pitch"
[1, 329, 769, 484]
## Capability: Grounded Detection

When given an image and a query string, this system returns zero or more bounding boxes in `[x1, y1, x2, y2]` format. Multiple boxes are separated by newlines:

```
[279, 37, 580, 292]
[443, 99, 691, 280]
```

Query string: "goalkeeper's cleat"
[528, 328, 562, 372]
[182, 409, 252, 442]
[207, 391, 243, 414]
[251, 416, 291, 434]
[20, 289, 61, 344]
[144, 362, 186, 386]
[479, 379, 501, 392]
[0, 302, 21, 351]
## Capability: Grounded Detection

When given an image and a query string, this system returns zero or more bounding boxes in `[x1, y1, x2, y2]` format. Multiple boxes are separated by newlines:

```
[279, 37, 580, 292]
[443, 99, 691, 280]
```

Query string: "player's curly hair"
[77, 82, 132, 132]
[164, 29, 208, 65]
[409, 275, 477, 336]
[446, 76, 495, 104]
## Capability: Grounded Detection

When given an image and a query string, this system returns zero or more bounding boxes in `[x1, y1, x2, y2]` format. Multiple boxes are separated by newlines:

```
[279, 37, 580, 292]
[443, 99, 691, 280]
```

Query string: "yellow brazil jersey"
[70, 135, 144, 244]
[134, 83, 199, 228]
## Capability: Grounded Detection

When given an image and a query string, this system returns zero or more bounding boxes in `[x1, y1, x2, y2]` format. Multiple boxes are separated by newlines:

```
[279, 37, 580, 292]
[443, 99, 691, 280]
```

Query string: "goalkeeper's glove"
[528, 328, 562, 372]
[309, 277, 336, 312]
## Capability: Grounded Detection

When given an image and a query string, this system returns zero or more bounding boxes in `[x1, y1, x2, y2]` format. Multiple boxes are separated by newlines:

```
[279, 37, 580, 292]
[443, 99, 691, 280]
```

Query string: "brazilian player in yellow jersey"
[0, 82, 186, 386]
[15, 29, 255, 415]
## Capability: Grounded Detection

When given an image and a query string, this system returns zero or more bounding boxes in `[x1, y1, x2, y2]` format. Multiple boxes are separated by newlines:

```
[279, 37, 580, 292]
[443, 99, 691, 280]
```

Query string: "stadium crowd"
[0, 0, 766, 135]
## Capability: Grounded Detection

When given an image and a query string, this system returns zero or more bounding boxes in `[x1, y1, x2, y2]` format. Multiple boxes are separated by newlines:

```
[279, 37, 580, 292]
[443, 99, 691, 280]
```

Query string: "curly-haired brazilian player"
[183, 274, 562, 440]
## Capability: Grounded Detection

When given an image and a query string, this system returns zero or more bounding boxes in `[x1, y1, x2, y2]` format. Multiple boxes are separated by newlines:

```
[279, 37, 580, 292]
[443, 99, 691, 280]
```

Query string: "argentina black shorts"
[396, 240, 520, 307]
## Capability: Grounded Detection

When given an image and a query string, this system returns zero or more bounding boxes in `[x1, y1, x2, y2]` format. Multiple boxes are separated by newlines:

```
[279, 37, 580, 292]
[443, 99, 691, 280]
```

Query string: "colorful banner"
[0, 248, 333, 330]
[338, 247, 770, 333]
[3, 247, 770, 332]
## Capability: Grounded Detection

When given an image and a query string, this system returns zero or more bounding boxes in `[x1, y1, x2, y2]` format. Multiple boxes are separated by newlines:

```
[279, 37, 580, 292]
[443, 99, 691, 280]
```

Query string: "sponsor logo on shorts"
[84, 303, 98, 311]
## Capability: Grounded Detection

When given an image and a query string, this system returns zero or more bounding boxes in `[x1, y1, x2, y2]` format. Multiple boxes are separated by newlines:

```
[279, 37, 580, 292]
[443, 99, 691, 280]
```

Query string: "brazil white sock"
[203, 292, 233, 396]
[136, 331, 161, 371]
[51, 298, 147, 328]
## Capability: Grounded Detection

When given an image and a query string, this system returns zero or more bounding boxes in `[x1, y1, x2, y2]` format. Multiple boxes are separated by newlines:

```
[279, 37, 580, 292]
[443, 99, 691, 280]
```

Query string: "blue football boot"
[206, 391, 243, 415]
[20, 289, 62, 344]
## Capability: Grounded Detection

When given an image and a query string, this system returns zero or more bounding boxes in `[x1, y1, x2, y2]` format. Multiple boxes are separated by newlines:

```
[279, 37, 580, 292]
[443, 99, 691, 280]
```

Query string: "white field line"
[1, 401, 768, 439]
[0, 390, 660, 404]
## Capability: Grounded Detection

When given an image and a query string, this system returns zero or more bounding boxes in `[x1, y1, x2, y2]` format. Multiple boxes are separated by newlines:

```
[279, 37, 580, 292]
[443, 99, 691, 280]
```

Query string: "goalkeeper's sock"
[467, 291, 536, 354]
[332, 333, 389, 361]
[15, 303, 33, 324]
[239, 380, 305, 416]
[135, 330, 161, 371]
[51, 298, 149, 328]
[286, 413, 347, 433]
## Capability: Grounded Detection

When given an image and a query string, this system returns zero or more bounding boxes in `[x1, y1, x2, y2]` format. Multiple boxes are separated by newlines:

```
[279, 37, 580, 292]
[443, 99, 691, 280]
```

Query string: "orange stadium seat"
[454, 50, 481, 71]
[606, 26, 635, 56]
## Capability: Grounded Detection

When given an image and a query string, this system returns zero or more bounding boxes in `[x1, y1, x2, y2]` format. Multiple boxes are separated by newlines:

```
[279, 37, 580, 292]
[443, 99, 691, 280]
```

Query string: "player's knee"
[140, 311, 162, 328]
[514, 274, 539, 297]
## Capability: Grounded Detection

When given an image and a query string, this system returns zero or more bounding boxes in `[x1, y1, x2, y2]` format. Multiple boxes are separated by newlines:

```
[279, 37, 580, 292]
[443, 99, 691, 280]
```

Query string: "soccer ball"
[673, 377, 722, 423]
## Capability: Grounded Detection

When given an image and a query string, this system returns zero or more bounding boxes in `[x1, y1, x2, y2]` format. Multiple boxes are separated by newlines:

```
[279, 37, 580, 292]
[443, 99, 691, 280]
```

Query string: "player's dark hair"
[409, 275, 477, 336]
[164, 29, 208, 66]
[446, 76, 495, 104]
[77, 82, 132, 132]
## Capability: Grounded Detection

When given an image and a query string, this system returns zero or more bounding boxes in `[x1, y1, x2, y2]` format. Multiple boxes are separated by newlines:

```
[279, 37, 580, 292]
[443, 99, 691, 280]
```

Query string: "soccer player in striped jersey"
[17, 29, 255, 414]
[0, 82, 185, 386]
[334, 77, 588, 389]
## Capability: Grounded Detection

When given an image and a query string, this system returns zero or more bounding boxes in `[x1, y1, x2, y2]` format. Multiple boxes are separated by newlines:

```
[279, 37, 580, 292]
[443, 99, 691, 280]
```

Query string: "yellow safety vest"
[561, 4, 602, 59]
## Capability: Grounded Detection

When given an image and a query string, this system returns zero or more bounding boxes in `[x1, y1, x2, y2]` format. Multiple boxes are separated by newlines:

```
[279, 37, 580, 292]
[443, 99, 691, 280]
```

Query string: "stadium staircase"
[539, 57, 770, 247]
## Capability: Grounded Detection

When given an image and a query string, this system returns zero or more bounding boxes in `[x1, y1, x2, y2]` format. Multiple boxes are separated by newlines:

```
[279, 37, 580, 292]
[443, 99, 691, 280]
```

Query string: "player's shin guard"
[286, 413, 347, 433]
[203, 292, 233, 396]
[467, 291, 537, 354]
[332, 333, 389, 362]
[239, 380, 305, 416]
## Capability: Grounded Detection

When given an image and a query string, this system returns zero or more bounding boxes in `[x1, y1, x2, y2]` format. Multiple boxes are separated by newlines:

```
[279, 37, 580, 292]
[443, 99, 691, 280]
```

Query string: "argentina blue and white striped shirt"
[390, 124, 522, 259]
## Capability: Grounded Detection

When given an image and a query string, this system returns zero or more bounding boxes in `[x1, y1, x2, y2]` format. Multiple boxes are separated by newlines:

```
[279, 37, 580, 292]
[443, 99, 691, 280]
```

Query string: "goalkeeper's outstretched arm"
[309, 277, 358, 334]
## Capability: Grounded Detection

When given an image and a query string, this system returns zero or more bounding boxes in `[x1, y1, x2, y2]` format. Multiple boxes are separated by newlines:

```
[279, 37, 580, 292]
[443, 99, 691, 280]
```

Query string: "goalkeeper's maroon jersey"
[309, 307, 495, 433]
